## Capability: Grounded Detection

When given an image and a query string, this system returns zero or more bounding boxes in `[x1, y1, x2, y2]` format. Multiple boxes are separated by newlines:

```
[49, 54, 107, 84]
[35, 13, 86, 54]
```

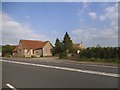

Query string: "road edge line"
[6, 83, 17, 90]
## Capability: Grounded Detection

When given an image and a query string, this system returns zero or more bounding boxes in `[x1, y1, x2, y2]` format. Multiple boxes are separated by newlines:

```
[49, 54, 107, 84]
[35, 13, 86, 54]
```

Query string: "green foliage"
[59, 52, 67, 59]
[118, 47, 120, 59]
[52, 32, 73, 58]
[77, 58, 119, 63]
[51, 47, 55, 56]
[79, 47, 119, 60]
[54, 38, 64, 55]
[4, 53, 12, 57]
[63, 32, 73, 52]
[52, 31, 119, 64]
[0, 46, 1, 51]
[2, 45, 15, 57]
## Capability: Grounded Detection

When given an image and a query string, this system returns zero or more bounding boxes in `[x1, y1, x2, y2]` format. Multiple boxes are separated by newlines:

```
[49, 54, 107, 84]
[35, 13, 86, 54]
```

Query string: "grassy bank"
[60, 56, 120, 64]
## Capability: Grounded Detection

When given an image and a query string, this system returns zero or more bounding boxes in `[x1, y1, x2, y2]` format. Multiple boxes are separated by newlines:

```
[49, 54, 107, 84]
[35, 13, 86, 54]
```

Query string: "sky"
[1, 2, 118, 47]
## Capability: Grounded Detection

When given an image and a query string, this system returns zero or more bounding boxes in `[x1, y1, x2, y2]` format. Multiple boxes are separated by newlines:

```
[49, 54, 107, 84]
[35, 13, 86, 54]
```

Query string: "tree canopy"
[54, 38, 64, 54]
[53, 32, 73, 57]
[63, 32, 73, 52]
[2, 45, 15, 57]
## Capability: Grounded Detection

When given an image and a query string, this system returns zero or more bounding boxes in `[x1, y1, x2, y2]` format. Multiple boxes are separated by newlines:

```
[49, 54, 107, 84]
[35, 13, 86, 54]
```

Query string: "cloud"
[88, 12, 97, 19]
[99, 3, 118, 22]
[77, 2, 90, 15]
[2, 12, 48, 45]
[71, 27, 118, 47]
[72, 4, 118, 47]
[77, 2, 91, 23]
[71, 27, 117, 42]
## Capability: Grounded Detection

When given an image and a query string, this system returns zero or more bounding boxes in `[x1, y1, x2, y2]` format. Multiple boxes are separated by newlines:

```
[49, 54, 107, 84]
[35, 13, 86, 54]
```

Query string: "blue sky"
[2, 2, 118, 47]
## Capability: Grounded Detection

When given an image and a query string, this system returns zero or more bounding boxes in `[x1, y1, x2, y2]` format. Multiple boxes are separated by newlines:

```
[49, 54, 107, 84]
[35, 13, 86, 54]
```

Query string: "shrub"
[5, 53, 12, 57]
[59, 52, 67, 59]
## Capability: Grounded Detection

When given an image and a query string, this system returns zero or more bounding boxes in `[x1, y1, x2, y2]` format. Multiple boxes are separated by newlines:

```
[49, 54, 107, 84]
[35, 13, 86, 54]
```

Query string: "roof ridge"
[20, 39, 44, 42]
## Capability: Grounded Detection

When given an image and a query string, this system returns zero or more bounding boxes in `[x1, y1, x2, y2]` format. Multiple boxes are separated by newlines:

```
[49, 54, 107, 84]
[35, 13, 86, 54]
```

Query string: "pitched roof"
[13, 45, 18, 52]
[20, 40, 48, 49]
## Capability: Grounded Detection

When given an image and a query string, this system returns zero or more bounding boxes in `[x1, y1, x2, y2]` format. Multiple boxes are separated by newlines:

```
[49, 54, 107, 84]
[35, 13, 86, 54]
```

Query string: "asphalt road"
[1, 58, 119, 88]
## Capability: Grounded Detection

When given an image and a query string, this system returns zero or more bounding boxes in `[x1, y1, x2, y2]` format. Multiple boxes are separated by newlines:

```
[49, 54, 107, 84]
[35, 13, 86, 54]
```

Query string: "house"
[13, 40, 53, 57]
[73, 42, 84, 50]
[73, 42, 84, 54]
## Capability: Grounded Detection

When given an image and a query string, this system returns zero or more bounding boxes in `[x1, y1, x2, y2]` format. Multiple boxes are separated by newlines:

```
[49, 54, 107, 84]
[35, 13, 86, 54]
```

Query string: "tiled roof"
[20, 40, 48, 49]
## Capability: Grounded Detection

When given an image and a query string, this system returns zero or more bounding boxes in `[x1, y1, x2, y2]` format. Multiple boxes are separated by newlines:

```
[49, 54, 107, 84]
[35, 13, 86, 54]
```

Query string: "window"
[33, 50, 34, 54]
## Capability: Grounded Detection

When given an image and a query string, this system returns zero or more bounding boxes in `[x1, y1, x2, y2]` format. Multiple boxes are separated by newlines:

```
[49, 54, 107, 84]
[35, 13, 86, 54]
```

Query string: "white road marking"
[6, 83, 17, 90]
[1, 59, 120, 78]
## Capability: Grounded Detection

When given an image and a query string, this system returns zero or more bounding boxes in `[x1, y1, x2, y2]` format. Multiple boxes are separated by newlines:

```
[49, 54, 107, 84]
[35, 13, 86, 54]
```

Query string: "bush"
[5, 53, 12, 57]
[59, 52, 67, 59]
[79, 47, 119, 60]
[2, 45, 15, 57]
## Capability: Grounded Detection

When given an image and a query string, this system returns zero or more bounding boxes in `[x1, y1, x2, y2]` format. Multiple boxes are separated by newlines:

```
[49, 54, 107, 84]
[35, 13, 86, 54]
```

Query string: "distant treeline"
[53, 32, 119, 63]
[79, 47, 120, 59]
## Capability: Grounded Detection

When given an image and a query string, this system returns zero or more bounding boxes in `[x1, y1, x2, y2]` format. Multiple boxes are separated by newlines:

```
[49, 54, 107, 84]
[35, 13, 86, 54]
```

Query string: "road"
[1, 57, 119, 89]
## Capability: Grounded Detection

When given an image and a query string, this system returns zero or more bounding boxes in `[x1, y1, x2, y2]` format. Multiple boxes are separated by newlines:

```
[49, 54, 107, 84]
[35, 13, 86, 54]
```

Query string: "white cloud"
[77, 2, 90, 15]
[99, 15, 106, 21]
[99, 3, 118, 22]
[71, 27, 118, 47]
[2, 12, 48, 45]
[88, 12, 97, 19]
[77, 2, 91, 23]
[72, 4, 118, 47]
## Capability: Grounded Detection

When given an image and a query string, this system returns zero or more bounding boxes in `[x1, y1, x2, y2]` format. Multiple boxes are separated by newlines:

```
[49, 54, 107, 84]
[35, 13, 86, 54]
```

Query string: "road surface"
[1, 57, 119, 89]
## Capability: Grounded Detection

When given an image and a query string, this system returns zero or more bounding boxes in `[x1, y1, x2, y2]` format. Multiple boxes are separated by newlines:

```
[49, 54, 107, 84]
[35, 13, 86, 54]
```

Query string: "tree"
[2, 45, 15, 57]
[54, 38, 64, 54]
[118, 47, 120, 59]
[63, 32, 73, 53]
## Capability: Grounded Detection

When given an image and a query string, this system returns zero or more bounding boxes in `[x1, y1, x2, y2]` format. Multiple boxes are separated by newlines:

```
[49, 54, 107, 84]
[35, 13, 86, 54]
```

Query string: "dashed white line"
[6, 83, 17, 90]
[1, 59, 120, 78]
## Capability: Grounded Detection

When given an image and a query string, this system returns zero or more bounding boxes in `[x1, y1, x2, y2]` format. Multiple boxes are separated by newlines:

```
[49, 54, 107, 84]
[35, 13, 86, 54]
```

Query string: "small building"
[73, 42, 84, 50]
[72, 42, 84, 57]
[13, 40, 53, 57]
